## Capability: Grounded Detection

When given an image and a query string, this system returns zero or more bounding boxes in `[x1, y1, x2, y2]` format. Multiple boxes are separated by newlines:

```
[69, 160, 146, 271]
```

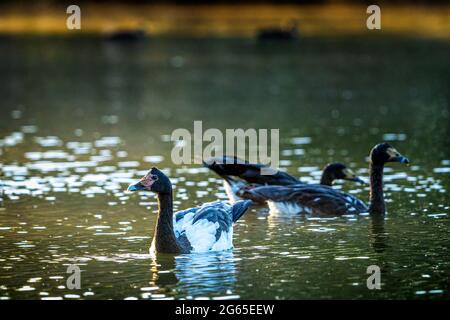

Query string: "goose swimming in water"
[203, 156, 299, 186]
[257, 21, 300, 41]
[237, 143, 409, 216]
[107, 28, 147, 41]
[203, 156, 363, 204]
[127, 167, 252, 254]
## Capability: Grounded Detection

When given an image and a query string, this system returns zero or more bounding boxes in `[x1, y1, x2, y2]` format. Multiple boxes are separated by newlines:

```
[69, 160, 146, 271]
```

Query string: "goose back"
[204, 156, 300, 186]
[240, 184, 368, 216]
[173, 200, 252, 252]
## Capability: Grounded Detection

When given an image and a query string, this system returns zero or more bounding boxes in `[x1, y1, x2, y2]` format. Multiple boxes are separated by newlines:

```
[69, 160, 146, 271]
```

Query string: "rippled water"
[0, 36, 449, 300]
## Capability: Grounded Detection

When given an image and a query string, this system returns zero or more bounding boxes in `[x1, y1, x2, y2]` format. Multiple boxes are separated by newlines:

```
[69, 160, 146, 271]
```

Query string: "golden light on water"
[0, 4, 449, 38]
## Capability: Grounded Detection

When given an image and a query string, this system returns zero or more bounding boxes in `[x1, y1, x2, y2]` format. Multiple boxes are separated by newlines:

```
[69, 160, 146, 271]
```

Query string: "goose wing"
[203, 156, 299, 186]
[241, 185, 368, 216]
[173, 200, 252, 252]
[240, 170, 300, 186]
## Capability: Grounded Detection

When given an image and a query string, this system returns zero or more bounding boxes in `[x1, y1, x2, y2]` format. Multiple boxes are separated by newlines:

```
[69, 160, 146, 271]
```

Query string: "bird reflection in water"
[368, 214, 388, 253]
[149, 251, 237, 299]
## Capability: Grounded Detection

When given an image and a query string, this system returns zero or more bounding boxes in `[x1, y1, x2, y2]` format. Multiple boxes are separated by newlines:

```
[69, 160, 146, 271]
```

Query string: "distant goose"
[257, 21, 299, 41]
[107, 29, 147, 42]
[238, 143, 409, 216]
[203, 156, 363, 203]
[127, 167, 252, 254]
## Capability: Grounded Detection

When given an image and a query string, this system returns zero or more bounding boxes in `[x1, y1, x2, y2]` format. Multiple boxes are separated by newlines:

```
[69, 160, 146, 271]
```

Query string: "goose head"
[323, 162, 365, 184]
[128, 167, 172, 194]
[370, 143, 409, 166]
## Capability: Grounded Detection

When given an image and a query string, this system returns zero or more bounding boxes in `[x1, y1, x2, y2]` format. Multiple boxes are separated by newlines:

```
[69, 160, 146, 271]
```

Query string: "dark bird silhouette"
[257, 21, 299, 41]
[238, 143, 409, 216]
[107, 29, 147, 42]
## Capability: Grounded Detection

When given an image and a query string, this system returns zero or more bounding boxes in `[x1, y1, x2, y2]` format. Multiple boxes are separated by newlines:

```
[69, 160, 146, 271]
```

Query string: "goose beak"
[386, 147, 410, 165]
[343, 168, 366, 184]
[391, 155, 410, 165]
[127, 181, 145, 192]
[351, 176, 366, 184]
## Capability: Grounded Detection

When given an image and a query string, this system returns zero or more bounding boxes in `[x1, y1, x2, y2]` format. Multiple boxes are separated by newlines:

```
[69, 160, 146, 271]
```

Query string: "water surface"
[0, 36, 449, 299]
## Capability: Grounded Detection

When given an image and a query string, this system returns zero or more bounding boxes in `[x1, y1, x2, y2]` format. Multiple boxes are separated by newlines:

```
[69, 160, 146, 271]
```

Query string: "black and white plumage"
[236, 143, 410, 216]
[203, 156, 298, 204]
[203, 156, 364, 204]
[239, 184, 368, 216]
[173, 200, 251, 252]
[127, 167, 252, 254]
[203, 156, 299, 186]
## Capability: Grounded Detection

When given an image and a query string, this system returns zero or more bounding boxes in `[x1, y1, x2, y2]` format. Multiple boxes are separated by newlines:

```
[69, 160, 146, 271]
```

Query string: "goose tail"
[202, 156, 249, 177]
[231, 200, 253, 223]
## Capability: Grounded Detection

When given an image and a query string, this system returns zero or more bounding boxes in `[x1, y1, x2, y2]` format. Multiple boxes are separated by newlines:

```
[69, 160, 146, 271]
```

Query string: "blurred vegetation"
[0, 2, 449, 38]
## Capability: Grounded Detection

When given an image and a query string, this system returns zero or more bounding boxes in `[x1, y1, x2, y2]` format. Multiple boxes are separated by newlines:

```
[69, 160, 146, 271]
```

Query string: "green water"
[0, 36, 449, 300]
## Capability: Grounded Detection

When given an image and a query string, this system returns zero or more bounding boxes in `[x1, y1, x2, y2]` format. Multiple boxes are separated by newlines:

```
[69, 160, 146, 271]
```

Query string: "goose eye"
[151, 175, 159, 181]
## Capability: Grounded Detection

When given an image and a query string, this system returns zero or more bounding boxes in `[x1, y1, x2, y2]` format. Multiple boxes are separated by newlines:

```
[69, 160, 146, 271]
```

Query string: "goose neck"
[369, 162, 385, 215]
[320, 171, 333, 186]
[154, 192, 180, 253]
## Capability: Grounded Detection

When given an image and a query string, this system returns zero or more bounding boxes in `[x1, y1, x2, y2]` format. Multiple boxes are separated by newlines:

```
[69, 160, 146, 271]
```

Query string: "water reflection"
[0, 37, 449, 299]
[368, 215, 388, 253]
[150, 251, 237, 299]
